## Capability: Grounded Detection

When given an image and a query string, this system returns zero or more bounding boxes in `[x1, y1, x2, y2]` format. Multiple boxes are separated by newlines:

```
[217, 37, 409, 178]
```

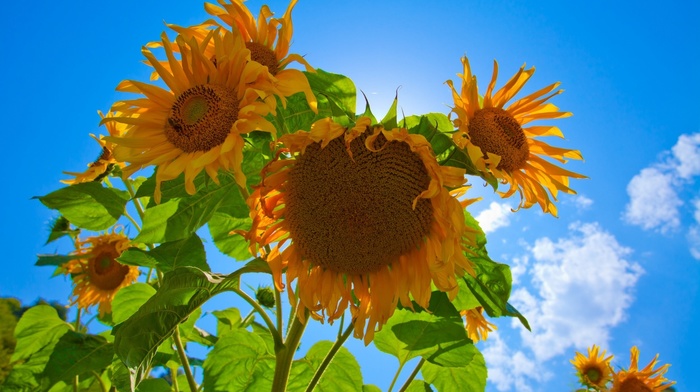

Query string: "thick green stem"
[272, 312, 308, 392]
[173, 328, 198, 392]
[388, 362, 406, 392]
[304, 323, 354, 392]
[232, 286, 283, 349]
[398, 358, 426, 392]
[275, 286, 283, 332]
[91, 370, 108, 392]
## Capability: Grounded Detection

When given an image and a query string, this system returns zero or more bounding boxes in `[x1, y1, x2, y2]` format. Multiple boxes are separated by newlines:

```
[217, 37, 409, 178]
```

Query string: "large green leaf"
[119, 235, 209, 272]
[305, 69, 357, 121]
[111, 283, 157, 325]
[208, 213, 252, 261]
[271, 92, 319, 136]
[287, 341, 363, 392]
[12, 305, 71, 361]
[112, 261, 268, 389]
[373, 292, 474, 368]
[134, 172, 243, 244]
[421, 353, 487, 392]
[202, 329, 275, 392]
[41, 331, 114, 385]
[211, 307, 243, 337]
[35, 182, 129, 231]
[35, 254, 78, 267]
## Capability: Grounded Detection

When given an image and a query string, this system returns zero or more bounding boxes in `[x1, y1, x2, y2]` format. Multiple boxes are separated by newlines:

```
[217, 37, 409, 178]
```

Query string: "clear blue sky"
[2, 1, 699, 390]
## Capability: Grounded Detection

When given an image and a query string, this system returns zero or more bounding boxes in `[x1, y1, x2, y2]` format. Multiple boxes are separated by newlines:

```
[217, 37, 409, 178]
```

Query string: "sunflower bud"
[255, 286, 276, 309]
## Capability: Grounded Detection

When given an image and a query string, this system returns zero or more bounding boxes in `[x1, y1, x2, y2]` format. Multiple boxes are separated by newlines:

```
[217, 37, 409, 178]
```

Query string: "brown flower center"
[584, 366, 603, 384]
[284, 131, 434, 275]
[468, 107, 529, 172]
[619, 377, 653, 392]
[246, 42, 279, 75]
[165, 84, 239, 153]
[87, 244, 129, 291]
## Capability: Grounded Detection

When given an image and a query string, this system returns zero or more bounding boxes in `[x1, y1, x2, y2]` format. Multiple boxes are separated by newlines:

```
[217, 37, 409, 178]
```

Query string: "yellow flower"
[63, 230, 139, 315]
[244, 116, 479, 344]
[62, 111, 127, 185]
[610, 346, 675, 392]
[447, 56, 586, 216]
[461, 307, 496, 342]
[202, 0, 317, 111]
[571, 345, 614, 389]
[106, 29, 277, 202]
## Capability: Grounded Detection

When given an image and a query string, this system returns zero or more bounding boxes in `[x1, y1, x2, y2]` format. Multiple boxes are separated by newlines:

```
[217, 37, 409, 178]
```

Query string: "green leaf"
[421, 352, 487, 392]
[12, 305, 71, 361]
[134, 172, 242, 244]
[112, 263, 261, 389]
[111, 283, 157, 325]
[116, 248, 158, 268]
[212, 307, 243, 336]
[36, 182, 129, 231]
[45, 216, 79, 245]
[358, 91, 377, 124]
[362, 385, 383, 392]
[145, 235, 210, 272]
[288, 341, 363, 392]
[35, 254, 77, 267]
[135, 378, 172, 392]
[305, 69, 357, 120]
[373, 292, 474, 368]
[380, 92, 399, 129]
[41, 331, 114, 385]
[209, 213, 252, 261]
[241, 131, 274, 188]
[202, 329, 275, 392]
[271, 93, 318, 136]
[405, 380, 434, 392]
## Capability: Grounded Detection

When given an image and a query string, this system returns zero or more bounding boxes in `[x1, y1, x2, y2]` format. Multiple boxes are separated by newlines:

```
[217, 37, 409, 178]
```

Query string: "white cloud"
[476, 202, 513, 234]
[511, 222, 643, 362]
[671, 133, 700, 179]
[687, 199, 700, 260]
[482, 332, 550, 392]
[623, 167, 682, 233]
[573, 195, 593, 209]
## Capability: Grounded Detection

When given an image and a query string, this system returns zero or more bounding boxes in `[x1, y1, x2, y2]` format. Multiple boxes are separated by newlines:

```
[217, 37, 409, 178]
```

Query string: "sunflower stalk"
[232, 286, 283, 349]
[304, 322, 355, 392]
[173, 328, 198, 392]
[387, 362, 406, 392]
[398, 358, 426, 392]
[272, 310, 308, 392]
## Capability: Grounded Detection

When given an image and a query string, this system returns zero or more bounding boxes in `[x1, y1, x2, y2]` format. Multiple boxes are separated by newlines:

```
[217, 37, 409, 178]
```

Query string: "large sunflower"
[571, 345, 614, 389]
[106, 29, 277, 202]
[244, 116, 479, 344]
[62, 111, 127, 185]
[63, 230, 139, 315]
[610, 346, 675, 392]
[447, 56, 586, 216]
[202, 0, 317, 111]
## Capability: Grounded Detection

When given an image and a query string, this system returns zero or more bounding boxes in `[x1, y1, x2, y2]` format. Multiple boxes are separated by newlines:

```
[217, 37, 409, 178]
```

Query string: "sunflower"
[105, 28, 277, 202]
[63, 230, 139, 315]
[244, 116, 479, 344]
[461, 307, 496, 342]
[62, 111, 127, 185]
[571, 345, 614, 389]
[610, 346, 675, 392]
[202, 0, 317, 111]
[447, 56, 586, 216]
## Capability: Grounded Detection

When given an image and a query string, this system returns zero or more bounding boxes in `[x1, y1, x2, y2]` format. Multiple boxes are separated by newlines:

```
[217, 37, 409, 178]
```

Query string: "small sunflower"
[63, 230, 139, 315]
[62, 111, 127, 185]
[106, 29, 277, 202]
[571, 345, 614, 389]
[244, 116, 479, 344]
[610, 346, 675, 392]
[461, 307, 496, 342]
[447, 56, 586, 216]
[202, 0, 317, 111]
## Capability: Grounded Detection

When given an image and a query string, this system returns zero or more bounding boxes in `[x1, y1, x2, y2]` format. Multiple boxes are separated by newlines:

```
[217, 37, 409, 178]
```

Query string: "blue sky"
[2, 0, 699, 391]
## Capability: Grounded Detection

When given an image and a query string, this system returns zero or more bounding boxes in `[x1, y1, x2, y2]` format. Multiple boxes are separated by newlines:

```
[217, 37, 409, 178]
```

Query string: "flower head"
[63, 230, 139, 315]
[244, 117, 479, 344]
[447, 56, 586, 216]
[571, 345, 614, 389]
[106, 29, 277, 202]
[611, 346, 675, 392]
[461, 307, 496, 342]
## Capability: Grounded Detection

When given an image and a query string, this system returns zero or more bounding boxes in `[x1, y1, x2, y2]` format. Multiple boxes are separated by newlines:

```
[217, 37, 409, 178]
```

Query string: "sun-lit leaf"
[124, 235, 209, 272]
[271, 92, 319, 136]
[287, 341, 363, 392]
[41, 331, 114, 385]
[421, 352, 487, 392]
[405, 380, 434, 392]
[35, 182, 129, 231]
[112, 283, 156, 325]
[212, 307, 243, 336]
[380, 92, 399, 129]
[12, 305, 71, 361]
[35, 254, 77, 267]
[374, 292, 474, 368]
[202, 329, 275, 392]
[135, 378, 172, 392]
[305, 69, 357, 121]
[209, 213, 252, 261]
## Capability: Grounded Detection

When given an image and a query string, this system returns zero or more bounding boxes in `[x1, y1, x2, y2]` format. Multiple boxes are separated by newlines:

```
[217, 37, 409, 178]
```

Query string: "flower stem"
[91, 370, 108, 392]
[173, 328, 198, 392]
[304, 322, 354, 392]
[275, 286, 283, 332]
[398, 358, 426, 392]
[232, 286, 283, 349]
[272, 311, 308, 392]
[388, 362, 406, 392]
